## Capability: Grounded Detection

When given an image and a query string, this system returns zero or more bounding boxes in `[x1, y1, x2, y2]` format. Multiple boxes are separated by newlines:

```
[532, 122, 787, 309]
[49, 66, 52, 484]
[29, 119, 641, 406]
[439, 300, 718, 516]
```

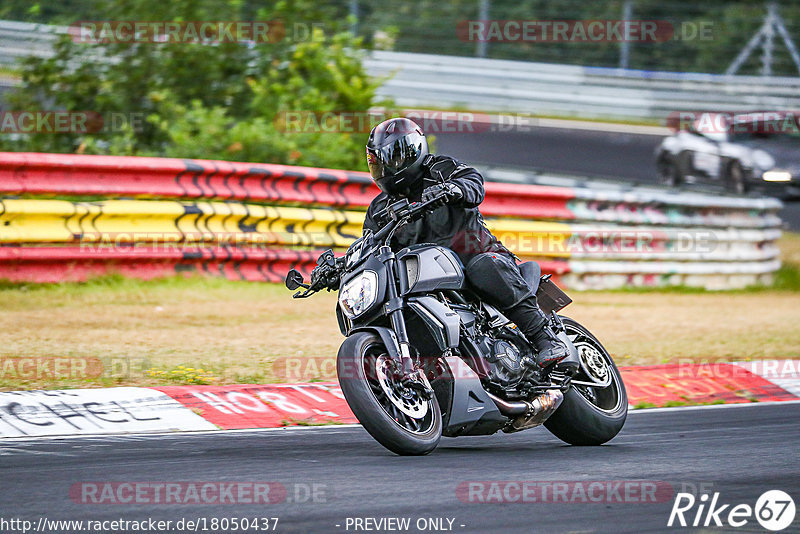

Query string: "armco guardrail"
[0, 152, 783, 289]
[365, 51, 800, 120]
[0, 20, 64, 65]
[1, 20, 799, 121]
[0, 152, 574, 219]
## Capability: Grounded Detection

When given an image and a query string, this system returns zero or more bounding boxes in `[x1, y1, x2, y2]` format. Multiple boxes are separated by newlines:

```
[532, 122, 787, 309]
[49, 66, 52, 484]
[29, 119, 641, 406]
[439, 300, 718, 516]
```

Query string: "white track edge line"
[3, 400, 799, 443]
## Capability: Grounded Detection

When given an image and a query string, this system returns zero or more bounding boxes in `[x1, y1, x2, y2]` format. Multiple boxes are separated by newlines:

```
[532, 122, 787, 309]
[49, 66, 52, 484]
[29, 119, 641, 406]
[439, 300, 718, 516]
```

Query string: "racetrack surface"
[436, 126, 663, 183]
[435, 128, 800, 232]
[2, 402, 798, 533]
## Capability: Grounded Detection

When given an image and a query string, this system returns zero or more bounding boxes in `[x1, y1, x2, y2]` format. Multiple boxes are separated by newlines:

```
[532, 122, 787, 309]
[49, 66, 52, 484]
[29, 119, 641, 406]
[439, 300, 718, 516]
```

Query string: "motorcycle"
[285, 189, 627, 455]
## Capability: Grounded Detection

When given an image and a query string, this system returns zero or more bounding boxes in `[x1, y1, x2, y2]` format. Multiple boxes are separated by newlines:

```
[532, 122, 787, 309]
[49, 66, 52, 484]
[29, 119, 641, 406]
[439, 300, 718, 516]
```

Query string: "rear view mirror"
[285, 269, 307, 290]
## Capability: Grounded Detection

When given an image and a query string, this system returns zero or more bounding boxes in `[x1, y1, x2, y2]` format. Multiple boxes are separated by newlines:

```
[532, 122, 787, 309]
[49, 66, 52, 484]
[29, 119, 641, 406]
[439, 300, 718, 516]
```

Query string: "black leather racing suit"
[362, 155, 562, 366]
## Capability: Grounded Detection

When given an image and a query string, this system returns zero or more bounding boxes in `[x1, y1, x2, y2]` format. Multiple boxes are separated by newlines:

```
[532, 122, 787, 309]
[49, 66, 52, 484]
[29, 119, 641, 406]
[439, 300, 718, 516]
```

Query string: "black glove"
[421, 182, 463, 207]
[310, 265, 324, 288]
[311, 265, 340, 291]
[310, 250, 340, 290]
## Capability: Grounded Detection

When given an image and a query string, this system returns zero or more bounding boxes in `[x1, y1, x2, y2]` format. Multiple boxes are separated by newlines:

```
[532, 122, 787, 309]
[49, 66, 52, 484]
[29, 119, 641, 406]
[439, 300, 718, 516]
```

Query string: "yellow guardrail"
[0, 199, 574, 257]
[2, 198, 778, 262]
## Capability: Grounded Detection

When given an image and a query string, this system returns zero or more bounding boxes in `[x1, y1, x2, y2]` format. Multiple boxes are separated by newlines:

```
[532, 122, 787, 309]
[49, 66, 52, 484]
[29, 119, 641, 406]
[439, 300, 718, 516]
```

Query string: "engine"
[447, 298, 539, 399]
[475, 329, 538, 398]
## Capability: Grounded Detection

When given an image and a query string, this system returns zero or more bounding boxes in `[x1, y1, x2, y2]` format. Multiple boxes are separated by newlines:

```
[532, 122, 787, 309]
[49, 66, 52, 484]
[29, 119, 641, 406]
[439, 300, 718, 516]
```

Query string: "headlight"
[762, 170, 792, 182]
[338, 271, 378, 318]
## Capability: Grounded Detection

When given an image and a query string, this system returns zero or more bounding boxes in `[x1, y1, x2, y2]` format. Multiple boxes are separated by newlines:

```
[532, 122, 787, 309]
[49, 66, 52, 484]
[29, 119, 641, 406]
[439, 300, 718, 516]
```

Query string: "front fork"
[378, 247, 434, 398]
[378, 246, 416, 375]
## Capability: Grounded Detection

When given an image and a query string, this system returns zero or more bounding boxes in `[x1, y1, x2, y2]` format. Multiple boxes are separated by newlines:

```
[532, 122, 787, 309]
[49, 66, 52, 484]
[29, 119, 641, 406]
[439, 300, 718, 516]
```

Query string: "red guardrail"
[0, 246, 321, 283]
[0, 152, 575, 220]
[0, 245, 569, 285]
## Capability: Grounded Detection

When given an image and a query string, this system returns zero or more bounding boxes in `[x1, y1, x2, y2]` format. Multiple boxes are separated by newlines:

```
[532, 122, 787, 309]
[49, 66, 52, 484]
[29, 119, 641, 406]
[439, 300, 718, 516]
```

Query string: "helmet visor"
[366, 130, 425, 182]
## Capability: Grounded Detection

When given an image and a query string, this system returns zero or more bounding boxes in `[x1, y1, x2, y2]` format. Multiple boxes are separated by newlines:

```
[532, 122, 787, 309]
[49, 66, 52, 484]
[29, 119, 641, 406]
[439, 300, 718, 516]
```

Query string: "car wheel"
[657, 155, 681, 187]
[725, 161, 747, 194]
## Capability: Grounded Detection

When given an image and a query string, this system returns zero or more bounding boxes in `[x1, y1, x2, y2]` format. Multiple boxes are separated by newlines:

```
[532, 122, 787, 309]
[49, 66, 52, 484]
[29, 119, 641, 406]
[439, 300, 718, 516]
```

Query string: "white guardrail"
[365, 51, 800, 121]
[1, 20, 799, 120]
[0, 20, 64, 64]
[481, 166, 784, 290]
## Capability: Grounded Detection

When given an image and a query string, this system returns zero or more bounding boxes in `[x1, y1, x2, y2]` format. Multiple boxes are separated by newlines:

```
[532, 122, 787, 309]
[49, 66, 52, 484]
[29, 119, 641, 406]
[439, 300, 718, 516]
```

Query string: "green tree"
[1, 0, 385, 171]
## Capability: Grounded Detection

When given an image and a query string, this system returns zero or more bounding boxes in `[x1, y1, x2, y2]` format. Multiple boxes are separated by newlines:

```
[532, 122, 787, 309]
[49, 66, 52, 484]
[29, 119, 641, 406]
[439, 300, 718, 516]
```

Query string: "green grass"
[633, 399, 726, 410]
[0, 232, 797, 391]
[0, 66, 20, 79]
[0, 272, 240, 295]
[592, 262, 800, 295]
[773, 263, 800, 291]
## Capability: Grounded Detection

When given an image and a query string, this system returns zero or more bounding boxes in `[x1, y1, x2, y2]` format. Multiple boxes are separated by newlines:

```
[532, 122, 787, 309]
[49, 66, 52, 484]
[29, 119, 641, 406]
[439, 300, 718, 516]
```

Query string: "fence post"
[619, 0, 633, 69]
[349, 0, 359, 36]
[476, 0, 489, 58]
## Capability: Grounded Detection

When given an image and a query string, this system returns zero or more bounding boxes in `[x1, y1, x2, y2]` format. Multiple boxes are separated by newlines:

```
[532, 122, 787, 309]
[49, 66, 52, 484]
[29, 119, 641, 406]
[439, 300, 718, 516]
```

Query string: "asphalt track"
[2, 402, 798, 533]
[435, 127, 800, 232]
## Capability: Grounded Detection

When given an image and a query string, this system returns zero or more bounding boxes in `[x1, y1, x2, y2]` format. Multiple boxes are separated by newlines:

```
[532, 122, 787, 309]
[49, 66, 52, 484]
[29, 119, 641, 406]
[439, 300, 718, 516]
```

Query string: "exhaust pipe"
[486, 392, 529, 416]
[488, 390, 565, 432]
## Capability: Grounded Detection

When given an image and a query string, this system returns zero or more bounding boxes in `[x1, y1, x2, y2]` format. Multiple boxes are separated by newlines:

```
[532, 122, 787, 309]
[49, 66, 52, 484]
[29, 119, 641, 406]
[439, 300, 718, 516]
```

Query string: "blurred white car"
[656, 111, 800, 197]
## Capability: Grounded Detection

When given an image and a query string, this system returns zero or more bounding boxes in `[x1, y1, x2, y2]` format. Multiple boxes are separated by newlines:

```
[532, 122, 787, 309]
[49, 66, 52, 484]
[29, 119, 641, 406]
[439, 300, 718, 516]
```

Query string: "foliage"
[1, 0, 384, 170]
[5, 1, 800, 75]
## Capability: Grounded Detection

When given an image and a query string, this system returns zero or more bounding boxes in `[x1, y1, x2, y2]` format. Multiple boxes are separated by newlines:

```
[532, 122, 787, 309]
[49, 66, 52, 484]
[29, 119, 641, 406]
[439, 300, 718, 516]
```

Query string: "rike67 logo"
[668, 490, 796, 531]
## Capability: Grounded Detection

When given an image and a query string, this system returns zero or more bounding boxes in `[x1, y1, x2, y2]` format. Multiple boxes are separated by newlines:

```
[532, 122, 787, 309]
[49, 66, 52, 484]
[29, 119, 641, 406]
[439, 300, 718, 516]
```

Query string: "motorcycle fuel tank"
[397, 245, 464, 295]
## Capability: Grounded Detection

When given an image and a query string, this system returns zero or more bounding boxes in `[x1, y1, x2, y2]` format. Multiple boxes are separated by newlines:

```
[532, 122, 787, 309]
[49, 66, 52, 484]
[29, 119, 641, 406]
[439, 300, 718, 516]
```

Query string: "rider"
[363, 117, 568, 370]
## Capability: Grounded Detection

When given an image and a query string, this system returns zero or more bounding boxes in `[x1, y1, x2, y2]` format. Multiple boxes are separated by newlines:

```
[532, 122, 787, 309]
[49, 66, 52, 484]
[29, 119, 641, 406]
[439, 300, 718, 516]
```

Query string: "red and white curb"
[621, 360, 800, 407]
[1, 360, 798, 439]
[0, 387, 217, 437]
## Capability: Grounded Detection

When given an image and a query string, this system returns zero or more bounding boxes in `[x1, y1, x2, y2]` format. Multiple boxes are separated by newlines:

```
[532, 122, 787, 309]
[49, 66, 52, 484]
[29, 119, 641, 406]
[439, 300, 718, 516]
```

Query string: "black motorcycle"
[286, 190, 627, 455]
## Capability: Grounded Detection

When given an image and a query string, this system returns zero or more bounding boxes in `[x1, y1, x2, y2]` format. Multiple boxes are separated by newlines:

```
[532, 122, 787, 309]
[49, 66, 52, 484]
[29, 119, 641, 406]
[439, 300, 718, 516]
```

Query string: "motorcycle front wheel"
[337, 332, 442, 455]
[544, 317, 628, 445]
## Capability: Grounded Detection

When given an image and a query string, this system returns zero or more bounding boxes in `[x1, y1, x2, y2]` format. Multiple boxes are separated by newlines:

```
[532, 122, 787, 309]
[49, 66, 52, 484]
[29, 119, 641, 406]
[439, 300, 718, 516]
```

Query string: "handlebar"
[288, 190, 450, 299]
[373, 190, 450, 243]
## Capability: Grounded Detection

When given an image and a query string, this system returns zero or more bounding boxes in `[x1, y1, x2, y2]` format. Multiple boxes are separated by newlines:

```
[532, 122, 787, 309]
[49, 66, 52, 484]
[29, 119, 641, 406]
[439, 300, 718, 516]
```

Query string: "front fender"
[348, 326, 402, 362]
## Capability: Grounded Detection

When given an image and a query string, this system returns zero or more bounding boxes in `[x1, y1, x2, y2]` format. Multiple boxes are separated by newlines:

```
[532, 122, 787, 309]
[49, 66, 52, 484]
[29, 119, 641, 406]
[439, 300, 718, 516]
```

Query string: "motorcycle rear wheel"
[544, 317, 627, 445]
[337, 332, 442, 455]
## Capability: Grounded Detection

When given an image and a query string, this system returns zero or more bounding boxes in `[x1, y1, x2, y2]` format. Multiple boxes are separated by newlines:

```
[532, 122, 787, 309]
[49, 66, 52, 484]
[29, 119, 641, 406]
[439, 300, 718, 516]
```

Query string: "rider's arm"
[363, 206, 378, 235]
[362, 197, 383, 235]
[448, 166, 485, 208]
[427, 156, 485, 208]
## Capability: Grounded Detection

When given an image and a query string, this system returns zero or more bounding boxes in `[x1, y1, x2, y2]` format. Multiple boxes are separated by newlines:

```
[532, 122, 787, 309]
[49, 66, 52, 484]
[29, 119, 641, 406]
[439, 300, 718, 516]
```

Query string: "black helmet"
[366, 117, 428, 196]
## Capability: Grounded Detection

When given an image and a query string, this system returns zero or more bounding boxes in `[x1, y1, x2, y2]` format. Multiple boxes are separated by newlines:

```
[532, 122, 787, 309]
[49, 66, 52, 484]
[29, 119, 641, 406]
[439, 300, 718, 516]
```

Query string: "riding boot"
[504, 296, 569, 369]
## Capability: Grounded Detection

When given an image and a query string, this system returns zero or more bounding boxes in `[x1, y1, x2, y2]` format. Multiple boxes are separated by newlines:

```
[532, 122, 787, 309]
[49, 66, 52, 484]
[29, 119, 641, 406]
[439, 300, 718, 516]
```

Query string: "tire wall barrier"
[0, 152, 783, 289]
